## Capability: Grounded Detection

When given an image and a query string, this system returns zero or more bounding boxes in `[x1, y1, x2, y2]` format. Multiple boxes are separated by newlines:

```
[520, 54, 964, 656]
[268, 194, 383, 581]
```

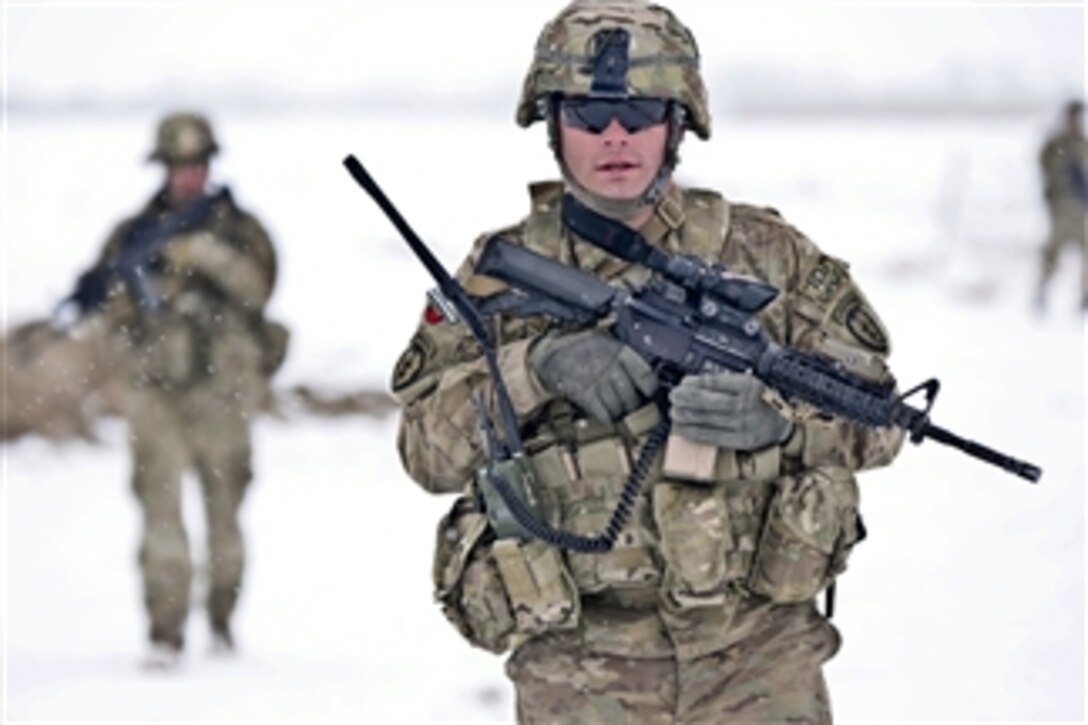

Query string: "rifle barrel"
[921, 423, 1041, 483]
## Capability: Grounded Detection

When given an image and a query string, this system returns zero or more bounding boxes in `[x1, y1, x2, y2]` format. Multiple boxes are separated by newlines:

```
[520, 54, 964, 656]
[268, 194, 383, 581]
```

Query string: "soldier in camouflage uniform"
[1035, 99, 1088, 313]
[392, 2, 904, 722]
[64, 112, 284, 666]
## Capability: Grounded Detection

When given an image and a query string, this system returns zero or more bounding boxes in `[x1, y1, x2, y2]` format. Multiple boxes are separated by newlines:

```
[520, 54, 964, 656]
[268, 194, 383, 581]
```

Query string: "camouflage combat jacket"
[393, 182, 904, 661]
[93, 188, 283, 390]
[1041, 130, 1088, 203]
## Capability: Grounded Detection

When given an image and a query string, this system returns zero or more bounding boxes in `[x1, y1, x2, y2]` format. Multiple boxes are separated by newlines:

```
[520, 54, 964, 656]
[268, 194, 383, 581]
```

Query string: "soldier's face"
[560, 115, 668, 200]
[166, 162, 209, 205]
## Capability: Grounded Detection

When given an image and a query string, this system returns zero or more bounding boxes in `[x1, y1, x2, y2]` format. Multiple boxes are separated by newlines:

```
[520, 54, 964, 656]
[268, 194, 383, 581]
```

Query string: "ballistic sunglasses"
[558, 97, 670, 134]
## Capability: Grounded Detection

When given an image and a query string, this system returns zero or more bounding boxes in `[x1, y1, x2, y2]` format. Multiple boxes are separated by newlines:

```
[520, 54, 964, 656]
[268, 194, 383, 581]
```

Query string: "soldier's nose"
[600, 118, 629, 145]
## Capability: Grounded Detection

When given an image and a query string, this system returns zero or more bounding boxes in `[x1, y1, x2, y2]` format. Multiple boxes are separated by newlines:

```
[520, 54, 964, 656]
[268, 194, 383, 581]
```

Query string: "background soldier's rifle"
[56, 188, 229, 324]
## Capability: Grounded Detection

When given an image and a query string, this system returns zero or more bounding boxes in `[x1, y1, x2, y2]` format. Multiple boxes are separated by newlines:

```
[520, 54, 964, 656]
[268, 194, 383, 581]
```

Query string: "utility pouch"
[653, 481, 732, 611]
[747, 467, 861, 603]
[492, 538, 581, 637]
[129, 317, 195, 386]
[563, 437, 660, 593]
[722, 480, 771, 581]
[258, 318, 290, 377]
[432, 496, 516, 653]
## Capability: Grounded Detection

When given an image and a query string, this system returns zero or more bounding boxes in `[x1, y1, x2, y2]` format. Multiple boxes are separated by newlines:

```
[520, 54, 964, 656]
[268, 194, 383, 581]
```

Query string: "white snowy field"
[3, 112, 1085, 723]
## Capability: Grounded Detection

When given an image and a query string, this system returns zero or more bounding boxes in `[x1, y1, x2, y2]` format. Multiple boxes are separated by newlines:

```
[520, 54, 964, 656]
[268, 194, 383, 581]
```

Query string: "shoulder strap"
[524, 182, 731, 266]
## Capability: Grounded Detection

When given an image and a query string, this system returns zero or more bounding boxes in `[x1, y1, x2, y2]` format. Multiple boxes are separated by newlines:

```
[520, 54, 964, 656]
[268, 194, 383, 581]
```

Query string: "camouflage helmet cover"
[516, 0, 710, 140]
[148, 111, 219, 165]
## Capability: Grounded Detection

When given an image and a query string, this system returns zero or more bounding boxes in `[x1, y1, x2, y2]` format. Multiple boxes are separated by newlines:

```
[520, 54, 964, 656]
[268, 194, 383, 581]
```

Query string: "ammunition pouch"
[653, 444, 781, 612]
[522, 402, 663, 601]
[433, 496, 516, 653]
[652, 435, 863, 609]
[432, 494, 579, 654]
[747, 466, 862, 603]
[653, 481, 731, 611]
[492, 538, 580, 638]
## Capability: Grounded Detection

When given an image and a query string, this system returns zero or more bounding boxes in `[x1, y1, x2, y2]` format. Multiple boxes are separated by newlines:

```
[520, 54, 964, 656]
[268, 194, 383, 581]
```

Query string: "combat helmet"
[516, 0, 709, 216]
[517, 0, 709, 140]
[147, 111, 219, 165]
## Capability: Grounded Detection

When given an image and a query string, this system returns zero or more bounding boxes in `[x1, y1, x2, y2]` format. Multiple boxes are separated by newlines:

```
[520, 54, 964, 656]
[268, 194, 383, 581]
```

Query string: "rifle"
[343, 156, 1040, 554]
[57, 188, 229, 322]
[474, 192, 1042, 483]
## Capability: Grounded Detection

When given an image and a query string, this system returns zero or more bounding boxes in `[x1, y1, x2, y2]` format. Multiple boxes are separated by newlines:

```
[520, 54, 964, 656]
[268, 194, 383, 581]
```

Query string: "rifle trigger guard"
[897, 378, 940, 443]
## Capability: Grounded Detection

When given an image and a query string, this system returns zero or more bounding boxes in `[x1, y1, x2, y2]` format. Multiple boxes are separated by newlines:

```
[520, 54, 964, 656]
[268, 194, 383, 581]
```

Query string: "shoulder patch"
[832, 292, 889, 354]
[392, 332, 432, 392]
[800, 255, 850, 306]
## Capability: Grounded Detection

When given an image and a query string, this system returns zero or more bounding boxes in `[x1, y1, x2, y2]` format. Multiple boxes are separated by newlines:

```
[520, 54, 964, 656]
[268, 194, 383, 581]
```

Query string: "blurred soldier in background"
[391, 1, 903, 721]
[1035, 99, 1087, 313]
[56, 111, 287, 667]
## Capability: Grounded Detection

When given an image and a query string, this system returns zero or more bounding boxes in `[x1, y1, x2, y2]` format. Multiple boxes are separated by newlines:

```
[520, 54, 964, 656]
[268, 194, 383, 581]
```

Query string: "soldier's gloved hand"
[529, 329, 658, 423]
[163, 231, 225, 270]
[669, 370, 793, 450]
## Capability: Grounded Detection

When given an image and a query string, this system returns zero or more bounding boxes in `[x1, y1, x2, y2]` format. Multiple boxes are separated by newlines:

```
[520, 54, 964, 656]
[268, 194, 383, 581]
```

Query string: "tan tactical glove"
[163, 231, 225, 269]
[529, 329, 658, 423]
[669, 370, 793, 451]
[162, 231, 271, 309]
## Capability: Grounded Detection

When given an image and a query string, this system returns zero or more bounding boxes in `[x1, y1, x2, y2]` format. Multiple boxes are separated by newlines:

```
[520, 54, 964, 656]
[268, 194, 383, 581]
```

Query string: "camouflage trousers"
[123, 375, 260, 649]
[1038, 197, 1087, 305]
[506, 598, 839, 724]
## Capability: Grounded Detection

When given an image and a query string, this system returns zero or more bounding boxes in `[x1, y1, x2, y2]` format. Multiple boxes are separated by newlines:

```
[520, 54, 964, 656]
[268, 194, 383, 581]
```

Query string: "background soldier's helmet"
[516, 0, 710, 140]
[148, 112, 219, 165]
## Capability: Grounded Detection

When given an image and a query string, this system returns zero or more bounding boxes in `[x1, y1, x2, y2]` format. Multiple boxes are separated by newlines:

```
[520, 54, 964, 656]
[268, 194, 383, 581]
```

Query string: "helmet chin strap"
[548, 103, 685, 223]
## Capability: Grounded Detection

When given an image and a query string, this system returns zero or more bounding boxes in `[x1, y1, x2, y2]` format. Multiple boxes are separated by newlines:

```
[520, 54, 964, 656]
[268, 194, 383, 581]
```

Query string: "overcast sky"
[5, 0, 1084, 107]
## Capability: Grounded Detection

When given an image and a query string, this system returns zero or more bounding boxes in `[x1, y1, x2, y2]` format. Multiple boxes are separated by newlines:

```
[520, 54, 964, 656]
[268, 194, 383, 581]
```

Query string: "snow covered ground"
[3, 112, 1084, 723]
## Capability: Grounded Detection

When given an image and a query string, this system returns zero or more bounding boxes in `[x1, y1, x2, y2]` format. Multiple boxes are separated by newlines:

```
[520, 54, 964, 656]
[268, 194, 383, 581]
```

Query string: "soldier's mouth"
[596, 160, 640, 172]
